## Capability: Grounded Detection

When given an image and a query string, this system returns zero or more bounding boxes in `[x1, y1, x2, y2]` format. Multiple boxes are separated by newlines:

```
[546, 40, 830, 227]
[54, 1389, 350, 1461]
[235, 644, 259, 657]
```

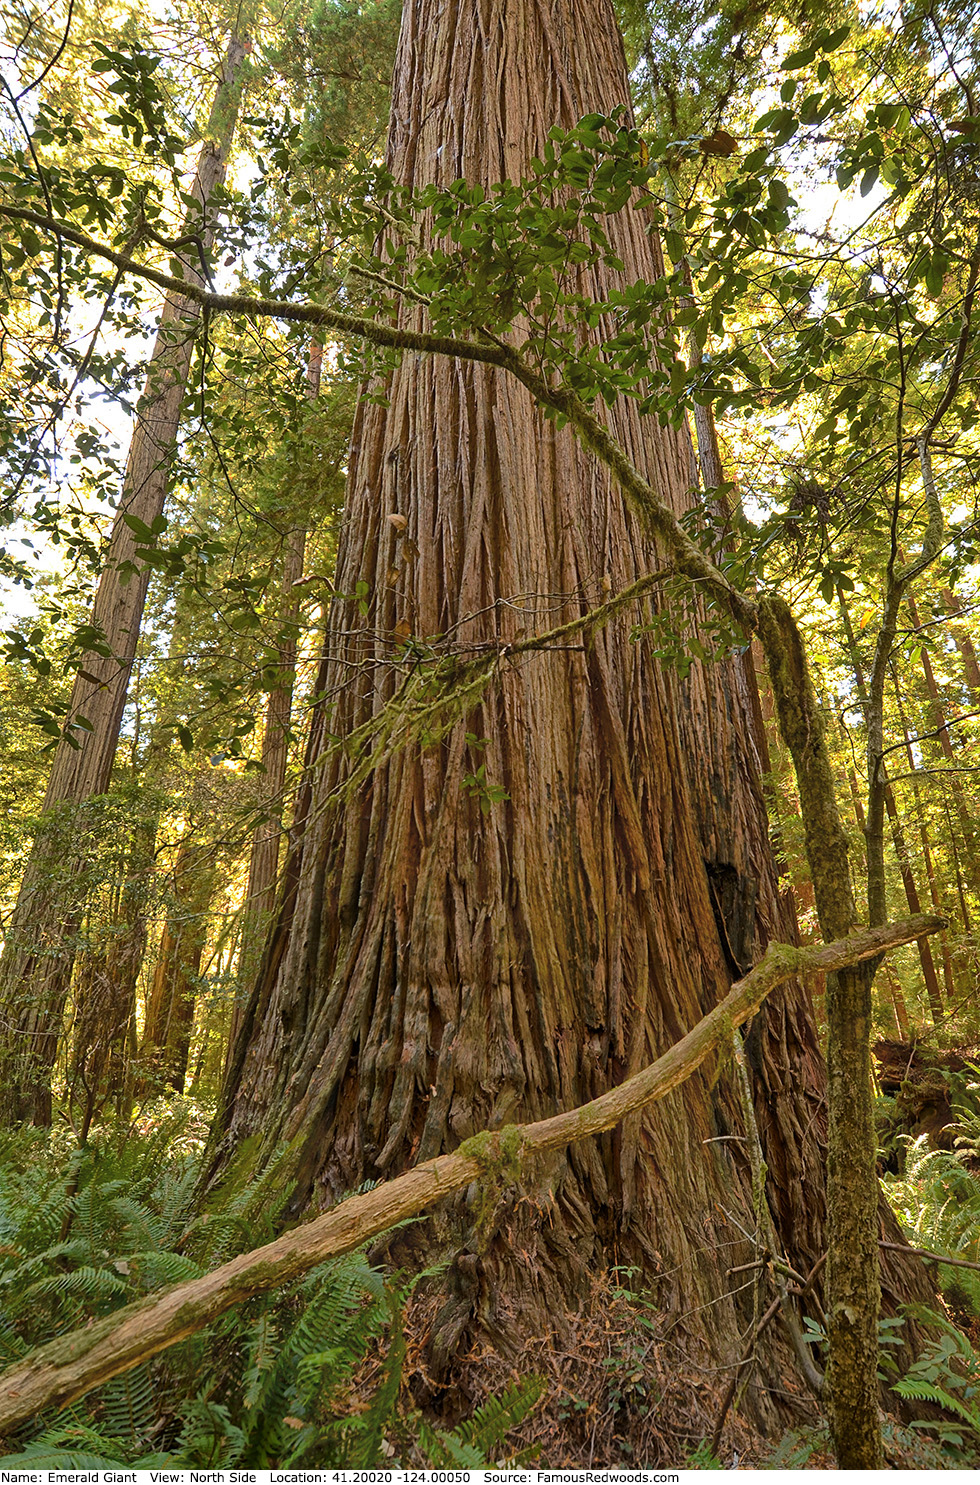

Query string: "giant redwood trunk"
[0, 37, 246, 1125]
[218, 0, 927, 1428]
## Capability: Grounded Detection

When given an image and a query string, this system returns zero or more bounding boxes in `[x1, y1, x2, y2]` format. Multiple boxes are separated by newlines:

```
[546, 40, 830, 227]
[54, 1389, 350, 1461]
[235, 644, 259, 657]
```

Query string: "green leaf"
[782, 47, 816, 71]
[121, 513, 155, 542]
[824, 23, 851, 50]
[925, 256, 946, 298]
[663, 229, 685, 263]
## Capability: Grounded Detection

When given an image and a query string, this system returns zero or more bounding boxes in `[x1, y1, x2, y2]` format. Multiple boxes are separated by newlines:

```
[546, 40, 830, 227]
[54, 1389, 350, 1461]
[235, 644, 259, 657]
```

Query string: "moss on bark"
[757, 593, 884, 1469]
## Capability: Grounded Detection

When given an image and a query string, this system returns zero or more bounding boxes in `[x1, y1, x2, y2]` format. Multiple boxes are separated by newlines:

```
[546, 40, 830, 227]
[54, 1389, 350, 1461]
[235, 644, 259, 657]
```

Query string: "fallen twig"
[0, 914, 941, 1433]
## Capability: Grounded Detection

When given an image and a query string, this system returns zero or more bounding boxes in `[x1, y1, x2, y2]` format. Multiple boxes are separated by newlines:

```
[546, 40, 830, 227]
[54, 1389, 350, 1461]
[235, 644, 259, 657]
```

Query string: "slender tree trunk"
[882, 962, 912, 1039]
[0, 36, 248, 1125]
[141, 838, 218, 1093]
[211, 0, 929, 1443]
[945, 797, 974, 934]
[756, 596, 884, 1470]
[941, 586, 980, 699]
[848, 765, 932, 1029]
[837, 592, 943, 1018]
[891, 667, 960, 1006]
[662, 193, 728, 502]
[907, 591, 980, 876]
[233, 344, 322, 1039]
[882, 789, 944, 1020]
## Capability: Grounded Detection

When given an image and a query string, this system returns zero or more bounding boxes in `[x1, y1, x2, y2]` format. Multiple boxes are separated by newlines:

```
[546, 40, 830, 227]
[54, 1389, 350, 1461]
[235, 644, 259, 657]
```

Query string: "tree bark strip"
[0, 915, 938, 1436]
[941, 586, 980, 700]
[838, 589, 943, 1016]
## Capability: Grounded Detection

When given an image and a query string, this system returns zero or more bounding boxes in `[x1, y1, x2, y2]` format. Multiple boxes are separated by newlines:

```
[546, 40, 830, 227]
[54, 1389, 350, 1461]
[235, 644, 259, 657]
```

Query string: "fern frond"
[242, 1313, 280, 1410]
[0, 1446, 128, 1468]
[26, 1264, 129, 1302]
[0, 1238, 92, 1297]
[153, 1163, 201, 1247]
[186, 1138, 296, 1267]
[350, 1299, 406, 1468]
[172, 1398, 245, 1467]
[420, 1425, 485, 1468]
[902, 1304, 977, 1359]
[893, 1378, 980, 1436]
[0, 1314, 27, 1364]
[97, 1362, 157, 1446]
[0, 1421, 129, 1467]
[105, 1194, 163, 1248]
[128, 1249, 203, 1290]
[456, 1376, 546, 1458]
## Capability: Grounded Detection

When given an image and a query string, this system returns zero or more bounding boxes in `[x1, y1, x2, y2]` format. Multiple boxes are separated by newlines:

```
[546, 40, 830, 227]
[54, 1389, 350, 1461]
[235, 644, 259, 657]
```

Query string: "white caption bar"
[0, 1468, 950, 1484]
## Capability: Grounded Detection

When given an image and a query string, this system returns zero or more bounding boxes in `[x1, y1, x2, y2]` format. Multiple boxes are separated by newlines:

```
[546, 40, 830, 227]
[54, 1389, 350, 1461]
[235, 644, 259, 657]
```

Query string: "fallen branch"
[0, 914, 941, 1433]
[880, 1240, 980, 1274]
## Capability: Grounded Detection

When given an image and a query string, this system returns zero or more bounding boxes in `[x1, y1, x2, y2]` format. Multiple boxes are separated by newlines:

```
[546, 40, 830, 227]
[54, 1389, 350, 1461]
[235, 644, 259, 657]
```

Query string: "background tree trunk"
[141, 837, 218, 1093]
[941, 586, 980, 700]
[907, 590, 980, 880]
[838, 591, 944, 1018]
[215, 0, 929, 1426]
[0, 36, 247, 1125]
[892, 669, 961, 1007]
[232, 343, 322, 1047]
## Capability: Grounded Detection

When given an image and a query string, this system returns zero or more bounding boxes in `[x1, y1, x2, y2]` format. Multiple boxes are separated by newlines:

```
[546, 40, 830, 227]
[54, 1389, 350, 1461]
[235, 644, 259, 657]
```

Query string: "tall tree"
[837, 589, 945, 1019]
[942, 586, 980, 701]
[0, 0, 952, 1458]
[0, 33, 248, 1125]
[141, 833, 219, 1093]
[236, 342, 322, 999]
[216, 0, 837, 1416]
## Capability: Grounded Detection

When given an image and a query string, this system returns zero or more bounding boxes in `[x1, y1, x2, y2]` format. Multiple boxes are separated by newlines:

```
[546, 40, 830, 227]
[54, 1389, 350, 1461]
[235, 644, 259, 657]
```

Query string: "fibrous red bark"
[216, 0, 925, 1424]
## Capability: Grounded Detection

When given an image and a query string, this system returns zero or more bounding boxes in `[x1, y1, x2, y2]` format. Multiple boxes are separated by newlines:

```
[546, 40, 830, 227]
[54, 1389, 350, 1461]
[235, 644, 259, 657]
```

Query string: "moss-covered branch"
[0, 204, 754, 633]
[0, 915, 941, 1436]
[0, 204, 520, 365]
